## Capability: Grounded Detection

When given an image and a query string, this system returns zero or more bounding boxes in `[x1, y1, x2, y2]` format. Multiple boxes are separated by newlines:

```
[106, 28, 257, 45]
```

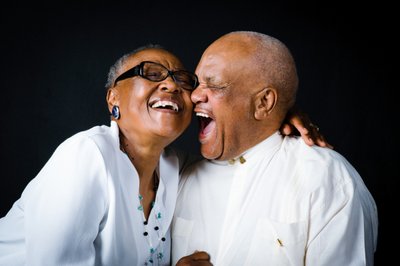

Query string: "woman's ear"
[106, 88, 119, 113]
[254, 87, 277, 120]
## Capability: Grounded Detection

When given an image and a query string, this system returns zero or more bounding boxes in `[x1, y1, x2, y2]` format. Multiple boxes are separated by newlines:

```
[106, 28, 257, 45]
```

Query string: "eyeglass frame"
[113, 61, 199, 91]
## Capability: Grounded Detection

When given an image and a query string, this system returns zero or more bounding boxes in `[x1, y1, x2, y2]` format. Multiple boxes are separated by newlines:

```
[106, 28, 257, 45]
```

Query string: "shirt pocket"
[171, 217, 195, 264]
[244, 218, 307, 266]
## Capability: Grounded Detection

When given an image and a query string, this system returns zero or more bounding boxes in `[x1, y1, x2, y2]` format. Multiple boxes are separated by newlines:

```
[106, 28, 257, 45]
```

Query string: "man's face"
[192, 41, 257, 160]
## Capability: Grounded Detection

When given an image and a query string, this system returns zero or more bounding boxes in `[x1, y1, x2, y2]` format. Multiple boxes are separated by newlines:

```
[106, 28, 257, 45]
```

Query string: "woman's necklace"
[120, 138, 135, 162]
[138, 170, 166, 265]
[120, 136, 166, 264]
[120, 138, 158, 194]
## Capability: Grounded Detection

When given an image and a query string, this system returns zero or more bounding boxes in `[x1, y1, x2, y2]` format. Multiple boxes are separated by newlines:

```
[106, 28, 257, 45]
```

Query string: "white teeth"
[151, 101, 179, 112]
[196, 112, 209, 118]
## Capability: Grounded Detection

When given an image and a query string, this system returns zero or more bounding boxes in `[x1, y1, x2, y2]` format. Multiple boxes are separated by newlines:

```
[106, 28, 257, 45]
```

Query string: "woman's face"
[107, 48, 194, 146]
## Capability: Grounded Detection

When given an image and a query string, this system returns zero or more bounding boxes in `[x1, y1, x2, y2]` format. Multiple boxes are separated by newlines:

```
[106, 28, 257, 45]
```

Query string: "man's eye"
[208, 84, 226, 90]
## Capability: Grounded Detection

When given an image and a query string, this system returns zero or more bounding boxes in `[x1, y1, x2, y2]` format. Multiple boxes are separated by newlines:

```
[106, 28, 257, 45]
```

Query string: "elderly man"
[173, 31, 378, 265]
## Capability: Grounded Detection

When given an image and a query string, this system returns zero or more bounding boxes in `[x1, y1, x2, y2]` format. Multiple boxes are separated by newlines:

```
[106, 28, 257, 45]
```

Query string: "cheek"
[126, 99, 146, 116]
[183, 91, 193, 106]
[118, 92, 149, 121]
[218, 97, 249, 133]
[183, 93, 194, 119]
[125, 88, 148, 107]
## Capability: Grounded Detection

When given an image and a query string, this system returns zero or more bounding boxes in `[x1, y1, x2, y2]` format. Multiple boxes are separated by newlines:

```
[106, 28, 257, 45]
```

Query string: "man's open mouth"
[196, 112, 214, 136]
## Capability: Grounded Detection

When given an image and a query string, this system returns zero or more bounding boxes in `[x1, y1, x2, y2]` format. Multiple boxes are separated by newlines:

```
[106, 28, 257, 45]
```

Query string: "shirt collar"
[212, 131, 283, 165]
[110, 120, 120, 148]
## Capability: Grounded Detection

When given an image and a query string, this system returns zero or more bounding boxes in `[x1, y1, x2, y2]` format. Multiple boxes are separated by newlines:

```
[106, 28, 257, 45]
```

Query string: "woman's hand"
[280, 106, 333, 149]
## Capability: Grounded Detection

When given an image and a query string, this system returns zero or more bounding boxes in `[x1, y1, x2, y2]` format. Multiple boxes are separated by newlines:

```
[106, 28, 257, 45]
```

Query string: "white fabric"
[172, 132, 378, 266]
[0, 121, 180, 266]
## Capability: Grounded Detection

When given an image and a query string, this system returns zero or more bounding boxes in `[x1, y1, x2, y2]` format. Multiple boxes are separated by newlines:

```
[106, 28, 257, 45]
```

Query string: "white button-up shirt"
[172, 132, 378, 266]
[0, 121, 180, 266]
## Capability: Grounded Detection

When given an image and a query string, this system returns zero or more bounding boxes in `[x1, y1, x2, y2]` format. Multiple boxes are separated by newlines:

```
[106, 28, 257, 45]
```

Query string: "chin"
[200, 145, 221, 160]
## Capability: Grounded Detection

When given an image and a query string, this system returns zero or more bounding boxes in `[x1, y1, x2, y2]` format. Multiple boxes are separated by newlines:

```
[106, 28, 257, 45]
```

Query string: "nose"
[160, 75, 182, 94]
[190, 85, 206, 104]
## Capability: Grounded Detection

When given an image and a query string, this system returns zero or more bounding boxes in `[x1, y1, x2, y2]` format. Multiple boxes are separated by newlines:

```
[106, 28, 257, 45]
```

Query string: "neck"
[219, 130, 277, 161]
[120, 133, 162, 175]
[120, 134, 162, 220]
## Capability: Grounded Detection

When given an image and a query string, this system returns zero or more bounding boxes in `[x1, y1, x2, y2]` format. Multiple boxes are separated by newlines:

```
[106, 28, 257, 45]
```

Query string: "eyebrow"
[202, 75, 230, 87]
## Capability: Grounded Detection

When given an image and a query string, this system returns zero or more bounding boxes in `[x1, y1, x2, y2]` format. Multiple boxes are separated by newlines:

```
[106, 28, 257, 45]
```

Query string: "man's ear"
[106, 88, 119, 113]
[254, 87, 277, 120]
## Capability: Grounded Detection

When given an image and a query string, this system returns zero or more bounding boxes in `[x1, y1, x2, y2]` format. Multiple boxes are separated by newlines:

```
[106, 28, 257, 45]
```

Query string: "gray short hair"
[105, 44, 165, 89]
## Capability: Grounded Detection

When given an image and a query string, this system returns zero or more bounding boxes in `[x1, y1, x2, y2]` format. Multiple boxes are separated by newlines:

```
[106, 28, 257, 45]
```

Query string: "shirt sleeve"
[23, 136, 108, 265]
[305, 155, 377, 266]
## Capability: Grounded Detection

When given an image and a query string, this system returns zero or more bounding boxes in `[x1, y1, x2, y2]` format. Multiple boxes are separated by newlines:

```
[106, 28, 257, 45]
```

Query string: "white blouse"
[0, 121, 180, 266]
[172, 132, 378, 266]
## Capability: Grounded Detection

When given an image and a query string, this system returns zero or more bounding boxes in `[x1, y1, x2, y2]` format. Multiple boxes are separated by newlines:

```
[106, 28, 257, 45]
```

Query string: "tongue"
[201, 119, 215, 136]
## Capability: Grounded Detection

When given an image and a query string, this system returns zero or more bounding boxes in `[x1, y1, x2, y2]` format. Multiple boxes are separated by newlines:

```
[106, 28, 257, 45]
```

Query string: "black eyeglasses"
[113, 61, 199, 91]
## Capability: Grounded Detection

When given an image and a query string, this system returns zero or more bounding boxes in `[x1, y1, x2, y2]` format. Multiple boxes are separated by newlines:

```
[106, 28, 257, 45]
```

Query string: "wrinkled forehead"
[126, 48, 185, 71]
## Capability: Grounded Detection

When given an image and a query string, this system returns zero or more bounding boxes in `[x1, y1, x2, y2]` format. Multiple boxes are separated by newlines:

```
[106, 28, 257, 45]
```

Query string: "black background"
[0, 1, 396, 265]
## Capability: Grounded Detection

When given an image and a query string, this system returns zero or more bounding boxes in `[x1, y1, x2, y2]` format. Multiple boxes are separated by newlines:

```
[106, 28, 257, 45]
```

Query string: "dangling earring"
[111, 105, 120, 120]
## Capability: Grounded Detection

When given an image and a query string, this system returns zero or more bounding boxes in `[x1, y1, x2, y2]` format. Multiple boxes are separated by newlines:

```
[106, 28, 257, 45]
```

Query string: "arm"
[305, 158, 377, 265]
[24, 137, 107, 265]
[280, 106, 333, 149]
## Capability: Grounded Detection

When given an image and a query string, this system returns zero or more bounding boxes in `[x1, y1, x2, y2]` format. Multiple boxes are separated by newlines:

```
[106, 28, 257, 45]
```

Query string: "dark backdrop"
[0, 2, 396, 265]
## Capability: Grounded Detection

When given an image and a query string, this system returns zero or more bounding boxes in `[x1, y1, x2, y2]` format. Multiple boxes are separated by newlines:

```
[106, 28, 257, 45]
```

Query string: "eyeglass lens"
[114, 61, 198, 90]
[142, 62, 197, 91]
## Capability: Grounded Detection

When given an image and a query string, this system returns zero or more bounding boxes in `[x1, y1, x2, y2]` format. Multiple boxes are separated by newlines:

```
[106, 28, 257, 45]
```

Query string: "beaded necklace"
[138, 171, 166, 265]
[120, 138, 166, 264]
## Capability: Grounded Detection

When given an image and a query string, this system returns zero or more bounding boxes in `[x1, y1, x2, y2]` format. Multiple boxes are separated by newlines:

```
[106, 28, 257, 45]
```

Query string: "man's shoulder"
[281, 136, 361, 187]
[282, 136, 347, 166]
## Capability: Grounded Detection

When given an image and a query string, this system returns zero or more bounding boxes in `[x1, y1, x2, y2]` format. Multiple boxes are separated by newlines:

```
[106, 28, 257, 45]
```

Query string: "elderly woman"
[0, 45, 196, 265]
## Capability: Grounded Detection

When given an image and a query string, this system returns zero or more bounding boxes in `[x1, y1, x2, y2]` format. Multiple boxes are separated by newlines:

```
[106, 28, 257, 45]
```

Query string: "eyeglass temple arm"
[113, 66, 141, 86]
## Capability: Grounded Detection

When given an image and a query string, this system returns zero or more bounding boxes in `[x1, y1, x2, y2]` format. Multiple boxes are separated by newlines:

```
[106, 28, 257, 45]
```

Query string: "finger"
[308, 126, 321, 144]
[280, 123, 293, 136]
[303, 134, 315, 146]
[306, 137, 316, 146]
[289, 115, 309, 136]
[290, 117, 317, 146]
[309, 128, 335, 149]
[285, 117, 318, 146]
[315, 135, 334, 149]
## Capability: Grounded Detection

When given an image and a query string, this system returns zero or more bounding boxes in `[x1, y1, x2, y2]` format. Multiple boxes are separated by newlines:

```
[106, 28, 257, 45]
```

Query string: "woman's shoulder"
[69, 123, 114, 140]
[53, 123, 117, 159]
